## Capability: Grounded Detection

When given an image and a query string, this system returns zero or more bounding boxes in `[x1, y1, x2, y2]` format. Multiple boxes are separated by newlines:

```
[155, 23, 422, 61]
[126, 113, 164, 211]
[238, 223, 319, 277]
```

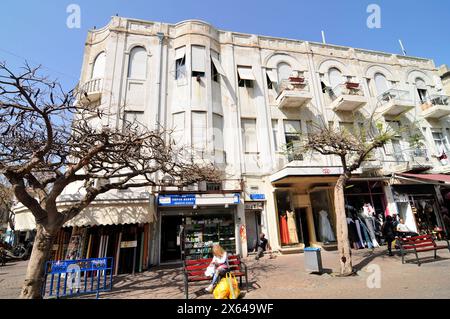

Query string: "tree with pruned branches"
[0, 62, 221, 298]
[298, 117, 395, 276]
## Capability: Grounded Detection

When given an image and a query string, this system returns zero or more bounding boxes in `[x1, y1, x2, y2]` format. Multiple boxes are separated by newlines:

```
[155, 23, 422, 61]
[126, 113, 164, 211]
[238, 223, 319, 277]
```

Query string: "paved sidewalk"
[2, 246, 450, 299]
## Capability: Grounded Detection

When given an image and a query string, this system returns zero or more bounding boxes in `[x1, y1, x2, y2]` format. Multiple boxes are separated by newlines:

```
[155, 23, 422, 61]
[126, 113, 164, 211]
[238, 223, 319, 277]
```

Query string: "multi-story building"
[13, 17, 450, 272]
[440, 65, 450, 95]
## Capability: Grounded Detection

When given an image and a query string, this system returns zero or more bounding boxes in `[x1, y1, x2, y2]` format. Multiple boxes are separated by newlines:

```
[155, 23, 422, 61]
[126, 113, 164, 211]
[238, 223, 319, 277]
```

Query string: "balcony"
[377, 89, 415, 117]
[78, 78, 103, 103]
[275, 77, 312, 108]
[421, 94, 450, 119]
[388, 148, 432, 172]
[361, 150, 383, 171]
[329, 82, 367, 112]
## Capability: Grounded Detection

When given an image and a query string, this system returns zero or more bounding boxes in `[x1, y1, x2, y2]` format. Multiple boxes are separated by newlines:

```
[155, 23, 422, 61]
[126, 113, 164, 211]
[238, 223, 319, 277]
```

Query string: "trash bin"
[304, 247, 323, 273]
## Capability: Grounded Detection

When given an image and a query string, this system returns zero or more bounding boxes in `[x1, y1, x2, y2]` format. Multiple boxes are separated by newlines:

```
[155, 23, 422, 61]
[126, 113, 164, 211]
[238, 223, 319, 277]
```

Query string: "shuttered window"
[241, 119, 258, 153]
[192, 111, 207, 149]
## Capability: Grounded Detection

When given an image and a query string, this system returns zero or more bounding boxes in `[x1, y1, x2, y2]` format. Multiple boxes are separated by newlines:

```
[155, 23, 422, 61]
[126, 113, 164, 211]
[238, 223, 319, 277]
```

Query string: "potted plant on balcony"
[408, 133, 426, 157]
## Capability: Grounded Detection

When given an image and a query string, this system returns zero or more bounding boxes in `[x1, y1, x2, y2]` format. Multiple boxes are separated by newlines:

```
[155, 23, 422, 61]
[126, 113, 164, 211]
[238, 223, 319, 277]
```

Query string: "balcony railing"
[389, 148, 432, 172]
[78, 78, 103, 103]
[377, 89, 415, 116]
[275, 77, 312, 108]
[421, 94, 450, 119]
[329, 82, 366, 112]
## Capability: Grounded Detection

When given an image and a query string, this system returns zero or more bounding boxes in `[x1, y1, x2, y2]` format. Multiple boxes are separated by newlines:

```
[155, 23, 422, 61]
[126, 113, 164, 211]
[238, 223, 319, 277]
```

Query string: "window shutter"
[172, 112, 185, 145]
[192, 112, 207, 149]
[211, 56, 225, 76]
[192, 46, 206, 72]
[92, 52, 106, 79]
[237, 66, 255, 80]
[242, 119, 258, 153]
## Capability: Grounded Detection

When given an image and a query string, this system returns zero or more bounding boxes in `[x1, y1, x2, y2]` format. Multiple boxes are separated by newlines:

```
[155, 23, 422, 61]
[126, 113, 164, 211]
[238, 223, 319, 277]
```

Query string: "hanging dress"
[319, 210, 336, 242]
[280, 215, 290, 245]
[354, 219, 365, 248]
[286, 211, 299, 244]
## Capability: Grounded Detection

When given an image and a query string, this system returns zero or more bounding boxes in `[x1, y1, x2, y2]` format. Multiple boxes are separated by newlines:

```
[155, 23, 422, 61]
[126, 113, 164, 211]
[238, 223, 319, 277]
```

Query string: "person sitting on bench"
[396, 219, 419, 238]
[205, 244, 229, 293]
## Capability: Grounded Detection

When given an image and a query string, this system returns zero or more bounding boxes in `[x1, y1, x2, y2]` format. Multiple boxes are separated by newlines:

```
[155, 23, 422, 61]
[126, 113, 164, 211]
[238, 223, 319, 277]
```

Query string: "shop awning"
[398, 173, 450, 185]
[63, 202, 155, 227]
[13, 212, 36, 231]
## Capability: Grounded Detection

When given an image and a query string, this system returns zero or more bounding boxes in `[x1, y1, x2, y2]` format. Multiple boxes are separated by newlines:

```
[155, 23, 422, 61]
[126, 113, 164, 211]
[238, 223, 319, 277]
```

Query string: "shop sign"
[158, 194, 196, 206]
[245, 202, 264, 210]
[249, 194, 265, 201]
[120, 240, 138, 248]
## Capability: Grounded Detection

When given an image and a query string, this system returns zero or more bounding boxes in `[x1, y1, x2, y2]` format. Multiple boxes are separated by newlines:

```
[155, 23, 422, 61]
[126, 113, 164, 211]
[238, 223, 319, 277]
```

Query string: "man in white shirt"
[396, 219, 419, 237]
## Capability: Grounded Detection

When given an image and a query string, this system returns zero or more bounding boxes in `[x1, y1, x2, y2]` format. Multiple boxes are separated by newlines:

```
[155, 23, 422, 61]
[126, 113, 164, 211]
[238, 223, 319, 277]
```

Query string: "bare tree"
[0, 62, 221, 298]
[299, 117, 394, 276]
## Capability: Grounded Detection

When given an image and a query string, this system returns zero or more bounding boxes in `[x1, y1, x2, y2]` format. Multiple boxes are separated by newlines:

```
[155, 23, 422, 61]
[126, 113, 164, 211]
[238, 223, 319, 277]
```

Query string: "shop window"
[310, 190, 336, 244]
[206, 182, 222, 191]
[276, 191, 305, 247]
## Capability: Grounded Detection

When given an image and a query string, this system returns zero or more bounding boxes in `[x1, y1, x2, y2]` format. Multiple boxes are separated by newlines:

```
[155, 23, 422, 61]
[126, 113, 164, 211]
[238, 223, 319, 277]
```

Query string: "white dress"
[319, 210, 336, 242]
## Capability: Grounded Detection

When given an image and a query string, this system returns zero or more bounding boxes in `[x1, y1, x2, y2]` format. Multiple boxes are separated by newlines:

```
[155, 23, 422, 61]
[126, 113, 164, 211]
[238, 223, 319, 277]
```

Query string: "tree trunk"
[20, 224, 56, 299]
[334, 174, 353, 276]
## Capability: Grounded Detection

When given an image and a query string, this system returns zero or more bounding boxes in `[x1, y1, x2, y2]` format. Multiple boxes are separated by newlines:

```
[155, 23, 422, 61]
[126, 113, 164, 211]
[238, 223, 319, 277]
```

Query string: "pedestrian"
[396, 218, 419, 238]
[254, 233, 272, 260]
[204, 244, 229, 293]
[381, 215, 396, 256]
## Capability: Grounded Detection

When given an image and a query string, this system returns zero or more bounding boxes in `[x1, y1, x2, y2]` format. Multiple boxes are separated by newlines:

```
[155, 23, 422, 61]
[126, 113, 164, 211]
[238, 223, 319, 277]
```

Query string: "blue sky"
[1, 0, 448, 90]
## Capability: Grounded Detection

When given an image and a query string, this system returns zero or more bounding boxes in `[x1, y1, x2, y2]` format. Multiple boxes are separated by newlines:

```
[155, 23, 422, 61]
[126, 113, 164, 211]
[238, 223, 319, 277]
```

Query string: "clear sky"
[1, 0, 448, 90]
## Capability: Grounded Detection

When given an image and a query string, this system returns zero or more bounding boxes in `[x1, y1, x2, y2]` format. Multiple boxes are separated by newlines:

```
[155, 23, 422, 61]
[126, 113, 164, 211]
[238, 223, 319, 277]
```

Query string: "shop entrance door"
[161, 215, 183, 263]
[245, 211, 262, 252]
[295, 208, 310, 247]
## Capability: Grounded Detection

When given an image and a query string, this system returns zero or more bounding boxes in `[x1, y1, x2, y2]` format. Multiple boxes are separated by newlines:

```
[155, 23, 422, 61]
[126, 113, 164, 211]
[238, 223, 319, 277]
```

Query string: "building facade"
[13, 17, 450, 271]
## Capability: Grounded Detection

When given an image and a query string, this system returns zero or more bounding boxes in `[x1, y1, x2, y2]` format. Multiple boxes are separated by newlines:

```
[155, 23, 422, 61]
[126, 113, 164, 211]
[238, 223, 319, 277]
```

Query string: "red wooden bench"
[398, 234, 450, 266]
[183, 255, 248, 299]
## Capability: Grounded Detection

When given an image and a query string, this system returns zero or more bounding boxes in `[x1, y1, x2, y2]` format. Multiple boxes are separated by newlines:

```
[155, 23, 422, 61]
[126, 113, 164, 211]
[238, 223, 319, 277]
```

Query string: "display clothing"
[364, 217, 380, 248]
[286, 211, 299, 244]
[358, 219, 373, 249]
[347, 218, 361, 249]
[354, 220, 365, 247]
[279, 215, 290, 245]
[318, 210, 336, 242]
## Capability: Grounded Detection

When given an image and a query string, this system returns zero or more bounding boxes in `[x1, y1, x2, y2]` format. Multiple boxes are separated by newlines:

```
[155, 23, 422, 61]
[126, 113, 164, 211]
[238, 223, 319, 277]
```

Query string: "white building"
[14, 17, 450, 270]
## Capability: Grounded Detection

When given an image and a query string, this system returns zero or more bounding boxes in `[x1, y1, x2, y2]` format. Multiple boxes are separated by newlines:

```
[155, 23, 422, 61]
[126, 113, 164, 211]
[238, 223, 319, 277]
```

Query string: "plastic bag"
[204, 264, 215, 277]
[226, 272, 240, 299]
[213, 278, 230, 299]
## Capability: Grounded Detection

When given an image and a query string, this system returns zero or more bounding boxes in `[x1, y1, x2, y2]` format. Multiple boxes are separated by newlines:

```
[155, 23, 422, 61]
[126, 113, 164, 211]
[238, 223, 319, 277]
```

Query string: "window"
[210, 52, 225, 79]
[92, 52, 106, 79]
[206, 182, 222, 191]
[392, 138, 404, 163]
[374, 73, 389, 95]
[191, 45, 206, 78]
[128, 47, 147, 79]
[266, 69, 278, 90]
[172, 112, 185, 145]
[124, 111, 145, 127]
[328, 68, 343, 89]
[284, 120, 303, 161]
[277, 62, 292, 83]
[416, 78, 428, 103]
[175, 47, 186, 80]
[237, 66, 255, 88]
[339, 122, 355, 135]
[192, 111, 207, 150]
[272, 120, 279, 151]
[241, 119, 258, 153]
[213, 114, 224, 149]
[433, 131, 450, 155]
[211, 60, 219, 83]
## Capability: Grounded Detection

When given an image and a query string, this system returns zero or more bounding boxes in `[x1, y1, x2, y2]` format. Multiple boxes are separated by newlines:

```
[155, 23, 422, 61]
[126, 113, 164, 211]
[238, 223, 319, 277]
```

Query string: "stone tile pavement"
[2, 245, 450, 299]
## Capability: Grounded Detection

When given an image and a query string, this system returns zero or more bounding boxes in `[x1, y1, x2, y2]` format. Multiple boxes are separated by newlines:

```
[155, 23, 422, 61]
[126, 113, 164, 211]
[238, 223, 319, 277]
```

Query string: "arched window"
[415, 78, 428, 103]
[328, 67, 342, 89]
[277, 62, 292, 82]
[91, 52, 106, 79]
[128, 47, 147, 80]
[374, 73, 390, 95]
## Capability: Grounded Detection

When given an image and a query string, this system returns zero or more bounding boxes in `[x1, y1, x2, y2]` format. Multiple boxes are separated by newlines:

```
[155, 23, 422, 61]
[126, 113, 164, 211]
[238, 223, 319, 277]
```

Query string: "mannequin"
[318, 210, 336, 242]
[286, 210, 299, 244]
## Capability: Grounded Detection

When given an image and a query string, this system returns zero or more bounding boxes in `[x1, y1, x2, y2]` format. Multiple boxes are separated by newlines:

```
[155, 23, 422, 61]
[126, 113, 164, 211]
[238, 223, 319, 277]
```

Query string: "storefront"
[344, 179, 388, 249]
[244, 194, 265, 253]
[268, 167, 343, 252]
[12, 192, 156, 275]
[156, 193, 243, 264]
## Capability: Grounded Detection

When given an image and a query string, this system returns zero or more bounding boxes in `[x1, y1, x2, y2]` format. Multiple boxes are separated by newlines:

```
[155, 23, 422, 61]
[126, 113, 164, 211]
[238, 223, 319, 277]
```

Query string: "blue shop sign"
[158, 194, 196, 206]
[250, 194, 265, 200]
